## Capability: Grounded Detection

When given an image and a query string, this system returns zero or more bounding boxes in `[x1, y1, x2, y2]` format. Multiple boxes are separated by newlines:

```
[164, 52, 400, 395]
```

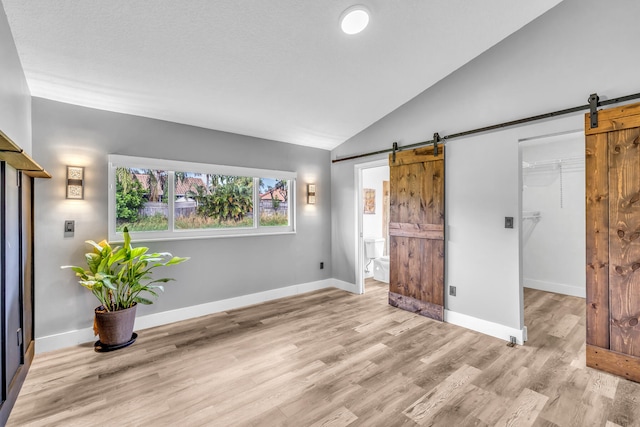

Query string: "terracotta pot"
[94, 304, 137, 346]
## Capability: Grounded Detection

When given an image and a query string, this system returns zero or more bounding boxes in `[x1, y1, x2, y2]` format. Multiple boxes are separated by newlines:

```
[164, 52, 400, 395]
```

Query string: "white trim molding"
[523, 278, 585, 298]
[333, 279, 360, 294]
[354, 158, 389, 295]
[36, 279, 358, 354]
[444, 309, 527, 345]
[37, 281, 527, 353]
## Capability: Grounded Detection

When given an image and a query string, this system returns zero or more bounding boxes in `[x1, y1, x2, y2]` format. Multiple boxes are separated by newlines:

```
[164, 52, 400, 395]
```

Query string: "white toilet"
[364, 238, 389, 283]
[373, 256, 390, 283]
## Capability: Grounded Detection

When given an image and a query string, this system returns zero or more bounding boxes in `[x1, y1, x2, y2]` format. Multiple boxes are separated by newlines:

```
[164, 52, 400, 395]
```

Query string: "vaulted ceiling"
[2, 1, 563, 150]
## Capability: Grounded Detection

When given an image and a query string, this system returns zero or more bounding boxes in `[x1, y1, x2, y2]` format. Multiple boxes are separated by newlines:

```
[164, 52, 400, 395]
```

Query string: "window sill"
[109, 230, 296, 244]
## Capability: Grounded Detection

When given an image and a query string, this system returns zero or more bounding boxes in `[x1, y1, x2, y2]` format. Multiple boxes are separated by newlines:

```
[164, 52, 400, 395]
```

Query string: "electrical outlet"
[449, 285, 456, 297]
[505, 217, 514, 229]
[320, 262, 324, 269]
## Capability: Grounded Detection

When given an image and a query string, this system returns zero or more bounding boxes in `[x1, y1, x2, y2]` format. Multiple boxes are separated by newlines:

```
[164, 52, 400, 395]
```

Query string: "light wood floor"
[8, 280, 640, 426]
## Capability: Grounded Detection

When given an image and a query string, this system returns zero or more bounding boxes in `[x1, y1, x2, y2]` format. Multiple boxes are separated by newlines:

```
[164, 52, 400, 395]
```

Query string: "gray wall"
[331, 0, 640, 331]
[32, 98, 332, 339]
[0, 4, 30, 152]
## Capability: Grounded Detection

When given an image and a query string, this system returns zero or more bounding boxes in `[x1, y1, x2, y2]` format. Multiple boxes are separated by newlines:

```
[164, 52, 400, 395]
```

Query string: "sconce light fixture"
[66, 166, 84, 199]
[307, 184, 316, 204]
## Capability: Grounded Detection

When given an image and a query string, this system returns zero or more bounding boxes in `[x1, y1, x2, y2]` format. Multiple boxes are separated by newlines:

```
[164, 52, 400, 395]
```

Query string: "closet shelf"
[522, 211, 541, 220]
[523, 156, 584, 171]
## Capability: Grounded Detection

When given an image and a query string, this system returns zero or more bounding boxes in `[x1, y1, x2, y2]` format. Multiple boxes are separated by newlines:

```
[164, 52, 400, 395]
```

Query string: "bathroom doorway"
[355, 159, 390, 294]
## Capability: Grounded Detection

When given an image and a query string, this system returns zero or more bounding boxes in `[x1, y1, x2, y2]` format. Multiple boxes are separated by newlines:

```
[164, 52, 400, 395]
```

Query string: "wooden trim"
[0, 340, 34, 426]
[0, 130, 22, 153]
[389, 291, 443, 321]
[389, 146, 444, 166]
[585, 102, 640, 135]
[389, 222, 444, 240]
[585, 132, 610, 348]
[23, 170, 51, 179]
[382, 181, 389, 255]
[0, 131, 51, 179]
[0, 152, 45, 175]
[586, 344, 640, 383]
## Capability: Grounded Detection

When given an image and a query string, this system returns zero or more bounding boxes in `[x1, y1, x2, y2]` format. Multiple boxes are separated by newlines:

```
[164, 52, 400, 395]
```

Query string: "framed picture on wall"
[364, 188, 375, 214]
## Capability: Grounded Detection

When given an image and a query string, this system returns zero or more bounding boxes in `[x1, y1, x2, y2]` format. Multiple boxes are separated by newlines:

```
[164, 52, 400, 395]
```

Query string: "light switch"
[505, 217, 514, 229]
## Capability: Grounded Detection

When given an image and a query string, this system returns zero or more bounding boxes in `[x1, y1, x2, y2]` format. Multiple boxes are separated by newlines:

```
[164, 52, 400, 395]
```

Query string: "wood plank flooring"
[7, 281, 640, 426]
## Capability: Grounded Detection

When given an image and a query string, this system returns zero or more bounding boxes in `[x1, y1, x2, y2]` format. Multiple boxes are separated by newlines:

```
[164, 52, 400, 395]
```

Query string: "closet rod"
[332, 91, 640, 163]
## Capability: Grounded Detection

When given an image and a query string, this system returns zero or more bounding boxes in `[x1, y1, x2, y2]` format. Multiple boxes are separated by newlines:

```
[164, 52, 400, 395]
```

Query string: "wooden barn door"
[586, 102, 640, 382]
[388, 146, 445, 321]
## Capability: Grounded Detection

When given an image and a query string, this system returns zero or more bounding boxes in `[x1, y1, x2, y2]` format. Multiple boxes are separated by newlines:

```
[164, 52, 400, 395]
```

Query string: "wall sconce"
[66, 166, 84, 199]
[307, 184, 316, 204]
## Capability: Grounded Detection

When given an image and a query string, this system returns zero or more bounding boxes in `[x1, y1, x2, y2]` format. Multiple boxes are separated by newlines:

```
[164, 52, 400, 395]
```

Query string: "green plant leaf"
[166, 256, 189, 266]
[79, 280, 95, 290]
[107, 248, 127, 267]
[123, 226, 131, 249]
[62, 266, 87, 275]
[85, 253, 101, 273]
[133, 296, 154, 305]
[152, 252, 172, 258]
[102, 278, 116, 290]
[142, 257, 164, 264]
[149, 278, 172, 284]
[85, 240, 105, 253]
[130, 247, 148, 259]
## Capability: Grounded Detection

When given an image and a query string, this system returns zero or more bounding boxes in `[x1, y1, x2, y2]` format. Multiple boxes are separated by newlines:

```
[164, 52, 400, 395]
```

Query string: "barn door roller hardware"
[433, 133, 441, 156]
[392, 141, 398, 163]
[332, 90, 640, 163]
[589, 93, 599, 129]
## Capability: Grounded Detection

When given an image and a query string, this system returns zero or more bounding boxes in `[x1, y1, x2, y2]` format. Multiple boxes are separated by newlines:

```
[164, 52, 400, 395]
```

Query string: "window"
[259, 178, 290, 227]
[109, 155, 296, 241]
[116, 168, 168, 232]
[174, 172, 254, 230]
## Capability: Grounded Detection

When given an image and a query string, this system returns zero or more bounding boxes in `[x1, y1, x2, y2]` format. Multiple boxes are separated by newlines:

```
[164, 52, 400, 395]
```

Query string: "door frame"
[518, 129, 583, 331]
[354, 158, 388, 295]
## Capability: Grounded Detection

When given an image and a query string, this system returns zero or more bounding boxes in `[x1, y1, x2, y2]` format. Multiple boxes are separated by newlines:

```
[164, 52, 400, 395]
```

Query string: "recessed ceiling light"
[340, 6, 370, 35]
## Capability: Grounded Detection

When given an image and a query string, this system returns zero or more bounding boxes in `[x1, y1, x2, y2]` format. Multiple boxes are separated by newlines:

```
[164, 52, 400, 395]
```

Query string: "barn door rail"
[332, 91, 640, 163]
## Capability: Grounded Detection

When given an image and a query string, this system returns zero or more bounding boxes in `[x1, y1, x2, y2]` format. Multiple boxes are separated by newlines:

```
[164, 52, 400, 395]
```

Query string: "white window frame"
[108, 154, 297, 242]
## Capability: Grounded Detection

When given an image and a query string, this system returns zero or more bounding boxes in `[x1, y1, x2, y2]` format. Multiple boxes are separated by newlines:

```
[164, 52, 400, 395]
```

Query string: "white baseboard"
[444, 309, 527, 345]
[37, 280, 526, 353]
[524, 278, 585, 298]
[36, 278, 351, 354]
[333, 279, 360, 294]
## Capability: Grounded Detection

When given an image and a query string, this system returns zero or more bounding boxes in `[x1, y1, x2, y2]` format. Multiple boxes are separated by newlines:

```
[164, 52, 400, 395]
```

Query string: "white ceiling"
[2, 1, 562, 150]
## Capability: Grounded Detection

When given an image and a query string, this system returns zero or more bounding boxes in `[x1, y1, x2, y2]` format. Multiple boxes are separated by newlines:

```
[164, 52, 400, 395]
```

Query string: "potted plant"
[62, 227, 189, 350]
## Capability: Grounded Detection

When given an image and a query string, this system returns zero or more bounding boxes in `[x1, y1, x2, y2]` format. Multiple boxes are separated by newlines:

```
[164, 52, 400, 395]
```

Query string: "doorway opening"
[355, 159, 390, 294]
[519, 130, 585, 342]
